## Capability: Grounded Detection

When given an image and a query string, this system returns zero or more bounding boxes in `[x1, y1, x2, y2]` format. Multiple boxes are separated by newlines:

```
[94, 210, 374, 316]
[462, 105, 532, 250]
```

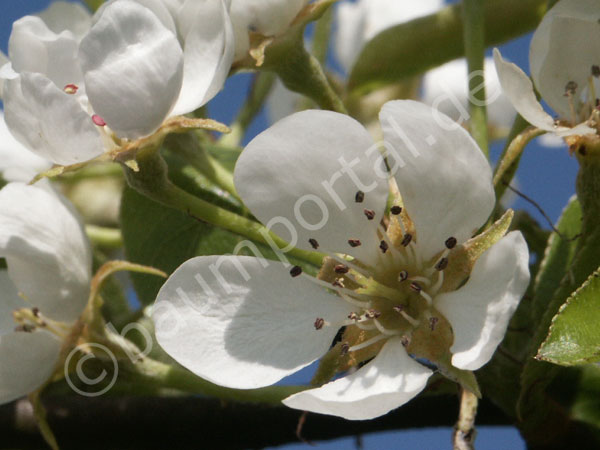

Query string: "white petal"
[282, 338, 432, 420]
[266, 78, 302, 124]
[530, 0, 600, 120]
[234, 110, 389, 266]
[493, 49, 594, 136]
[79, 1, 184, 139]
[8, 15, 84, 88]
[379, 100, 495, 261]
[153, 255, 354, 389]
[170, 0, 235, 115]
[422, 58, 515, 131]
[0, 110, 51, 182]
[0, 183, 92, 323]
[333, 1, 367, 72]
[435, 231, 530, 371]
[0, 330, 61, 405]
[3, 73, 104, 165]
[0, 52, 8, 97]
[0, 271, 25, 336]
[37, 1, 93, 41]
[231, 0, 307, 36]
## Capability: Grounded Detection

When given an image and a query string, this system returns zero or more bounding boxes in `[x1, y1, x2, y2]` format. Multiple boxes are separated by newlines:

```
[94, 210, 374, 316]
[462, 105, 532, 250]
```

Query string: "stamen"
[355, 191, 365, 203]
[15, 324, 35, 333]
[390, 205, 402, 215]
[373, 319, 401, 336]
[63, 84, 79, 94]
[308, 238, 319, 249]
[376, 224, 404, 263]
[314, 318, 325, 330]
[363, 209, 375, 220]
[348, 312, 360, 321]
[340, 342, 350, 355]
[321, 251, 371, 277]
[92, 114, 107, 127]
[429, 317, 439, 331]
[348, 239, 361, 248]
[356, 322, 377, 331]
[398, 270, 408, 282]
[393, 306, 420, 327]
[348, 333, 388, 352]
[365, 309, 381, 319]
[290, 266, 302, 277]
[339, 292, 371, 308]
[401, 233, 413, 247]
[332, 278, 345, 288]
[379, 240, 389, 253]
[410, 282, 422, 293]
[334, 264, 349, 274]
[419, 290, 433, 306]
[408, 275, 431, 286]
[430, 269, 444, 294]
[565, 80, 578, 96]
[445, 237, 457, 249]
[32, 307, 40, 317]
[435, 257, 449, 271]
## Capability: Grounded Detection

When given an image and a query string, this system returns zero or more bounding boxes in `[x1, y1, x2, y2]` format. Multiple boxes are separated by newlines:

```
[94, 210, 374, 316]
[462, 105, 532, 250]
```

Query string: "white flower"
[0, 183, 92, 405]
[493, 0, 599, 137]
[153, 100, 530, 420]
[0, 0, 234, 165]
[0, 110, 51, 182]
[423, 58, 516, 133]
[230, 0, 309, 62]
[335, 0, 443, 72]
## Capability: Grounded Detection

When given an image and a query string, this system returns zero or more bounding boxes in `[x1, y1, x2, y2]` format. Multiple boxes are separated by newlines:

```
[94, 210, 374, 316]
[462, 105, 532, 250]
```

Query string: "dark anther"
[435, 257, 449, 271]
[398, 270, 408, 281]
[429, 317, 439, 331]
[308, 238, 319, 249]
[393, 305, 404, 313]
[341, 342, 350, 355]
[579, 145, 587, 156]
[314, 318, 325, 330]
[365, 309, 381, 319]
[290, 266, 303, 277]
[348, 312, 359, 321]
[390, 205, 402, 215]
[32, 307, 40, 317]
[445, 236, 457, 249]
[333, 278, 345, 288]
[15, 324, 35, 333]
[401, 233, 412, 247]
[355, 191, 365, 203]
[410, 282, 422, 293]
[400, 336, 410, 347]
[379, 240, 389, 253]
[348, 239, 362, 247]
[592, 65, 600, 77]
[565, 80, 578, 95]
[334, 264, 349, 274]
[363, 209, 375, 220]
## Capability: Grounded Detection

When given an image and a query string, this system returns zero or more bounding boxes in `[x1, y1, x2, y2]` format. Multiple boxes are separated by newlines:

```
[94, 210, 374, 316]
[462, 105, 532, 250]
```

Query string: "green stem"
[129, 357, 305, 404]
[462, 0, 489, 156]
[219, 72, 277, 148]
[86, 225, 123, 249]
[123, 148, 324, 268]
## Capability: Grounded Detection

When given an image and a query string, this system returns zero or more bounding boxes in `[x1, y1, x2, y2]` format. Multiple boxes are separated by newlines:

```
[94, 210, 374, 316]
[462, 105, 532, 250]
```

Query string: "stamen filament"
[348, 333, 388, 352]
[419, 290, 433, 307]
[373, 319, 401, 336]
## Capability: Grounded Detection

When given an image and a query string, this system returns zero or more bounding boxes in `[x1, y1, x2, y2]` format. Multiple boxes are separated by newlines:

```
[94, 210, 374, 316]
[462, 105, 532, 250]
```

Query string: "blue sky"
[1, 1, 576, 448]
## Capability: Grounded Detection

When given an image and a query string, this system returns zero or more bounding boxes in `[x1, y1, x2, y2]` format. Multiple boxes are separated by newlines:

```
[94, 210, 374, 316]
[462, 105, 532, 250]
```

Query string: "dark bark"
[0, 395, 511, 450]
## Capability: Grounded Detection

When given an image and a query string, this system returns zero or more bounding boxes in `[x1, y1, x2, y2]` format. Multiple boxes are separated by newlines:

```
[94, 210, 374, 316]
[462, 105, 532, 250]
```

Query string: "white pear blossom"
[493, 0, 599, 138]
[0, 183, 92, 405]
[0, 110, 51, 182]
[335, 0, 443, 72]
[423, 58, 516, 133]
[153, 100, 530, 420]
[230, 0, 309, 62]
[0, 0, 234, 166]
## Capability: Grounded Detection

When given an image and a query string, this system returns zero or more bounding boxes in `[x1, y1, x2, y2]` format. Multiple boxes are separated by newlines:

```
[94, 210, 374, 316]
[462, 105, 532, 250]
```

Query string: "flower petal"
[8, 15, 83, 88]
[493, 49, 594, 136]
[0, 330, 61, 405]
[423, 57, 515, 131]
[0, 183, 92, 323]
[234, 110, 389, 266]
[435, 231, 530, 370]
[79, 1, 184, 139]
[0, 110, 50, 182]
[3, 73, 104, 165]
[231, 0, 306, 36]
[0, 271, 25, 336]
[333, 1, 367, 71]
[153, 255, 354, 389]
[170, 0, 234, 115]
[282, 337, 432, 420]
[379, 100, 495, 261]
[530, 0, 600, 120]
[0, 52, 8, 97]
[36, 0, 93, 41]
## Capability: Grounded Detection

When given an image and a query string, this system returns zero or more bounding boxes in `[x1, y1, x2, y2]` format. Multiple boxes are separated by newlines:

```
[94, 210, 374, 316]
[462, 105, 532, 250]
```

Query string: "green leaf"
[347, 0, 546, 94]
[537, 268, 600, 365]
[531, 196, 582, 321]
